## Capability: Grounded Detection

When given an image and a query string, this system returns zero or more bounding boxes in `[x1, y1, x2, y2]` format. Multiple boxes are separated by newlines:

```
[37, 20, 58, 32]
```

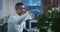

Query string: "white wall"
[0, 0, 20, 23]
[2, 0, 18, 17]
[0, 0, 19, 18]
[0, 10, 2, 19]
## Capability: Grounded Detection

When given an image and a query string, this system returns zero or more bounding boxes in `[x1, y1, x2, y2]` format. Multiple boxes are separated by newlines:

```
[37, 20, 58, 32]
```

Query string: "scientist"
[7, 2, 32, 32]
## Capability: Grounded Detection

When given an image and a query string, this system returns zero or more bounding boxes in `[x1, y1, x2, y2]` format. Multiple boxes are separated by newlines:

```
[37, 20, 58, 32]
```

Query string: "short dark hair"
[15, 2, 24, 10]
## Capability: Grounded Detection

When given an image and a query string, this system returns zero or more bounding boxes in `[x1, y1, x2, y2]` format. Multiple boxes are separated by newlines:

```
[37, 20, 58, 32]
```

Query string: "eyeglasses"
[18, 8, 25, 9]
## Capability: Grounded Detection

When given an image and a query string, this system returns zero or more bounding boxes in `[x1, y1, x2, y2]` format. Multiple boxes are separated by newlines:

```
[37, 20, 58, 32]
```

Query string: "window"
[58, 0, 60, 6]
[0, 0, 2, 10]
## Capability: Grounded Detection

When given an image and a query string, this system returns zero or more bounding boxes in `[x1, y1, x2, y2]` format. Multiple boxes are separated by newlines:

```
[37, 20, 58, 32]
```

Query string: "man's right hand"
[27, 11, 31, 14]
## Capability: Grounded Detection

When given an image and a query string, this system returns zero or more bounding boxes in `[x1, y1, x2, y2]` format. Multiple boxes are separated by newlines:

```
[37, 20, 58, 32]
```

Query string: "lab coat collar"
[15, 13, 23, 17]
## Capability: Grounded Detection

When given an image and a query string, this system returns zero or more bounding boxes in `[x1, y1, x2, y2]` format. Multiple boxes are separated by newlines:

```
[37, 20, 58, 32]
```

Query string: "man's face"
[16, 5, 25, 15]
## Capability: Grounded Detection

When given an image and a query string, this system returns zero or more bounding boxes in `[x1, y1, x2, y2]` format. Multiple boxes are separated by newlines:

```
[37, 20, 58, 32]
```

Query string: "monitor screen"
[31, 22, 37, 28]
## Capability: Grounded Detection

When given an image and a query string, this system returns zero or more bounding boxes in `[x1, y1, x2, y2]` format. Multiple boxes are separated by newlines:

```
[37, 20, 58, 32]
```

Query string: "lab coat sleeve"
[8, 13, 28, 24]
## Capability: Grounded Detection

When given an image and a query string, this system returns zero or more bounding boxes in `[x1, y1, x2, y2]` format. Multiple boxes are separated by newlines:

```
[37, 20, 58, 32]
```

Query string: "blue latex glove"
[30, 9, 40, 14]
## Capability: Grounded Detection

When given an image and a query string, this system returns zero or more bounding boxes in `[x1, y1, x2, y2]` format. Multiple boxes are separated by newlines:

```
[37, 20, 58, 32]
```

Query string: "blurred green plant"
[52, 12, 60, 32]
[36, 6, 57, 32]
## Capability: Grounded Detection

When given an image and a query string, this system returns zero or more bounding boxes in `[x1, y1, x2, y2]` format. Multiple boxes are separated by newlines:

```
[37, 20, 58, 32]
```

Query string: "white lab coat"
[7, 12, 32, 32]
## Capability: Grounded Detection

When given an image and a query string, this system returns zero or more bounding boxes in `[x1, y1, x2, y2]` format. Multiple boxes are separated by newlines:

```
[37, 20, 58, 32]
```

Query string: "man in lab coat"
[7, 2, 32, 32]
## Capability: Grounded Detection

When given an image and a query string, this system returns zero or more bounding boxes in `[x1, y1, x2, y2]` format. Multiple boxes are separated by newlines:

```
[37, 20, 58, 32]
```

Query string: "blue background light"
[21, 0, 41, 6]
